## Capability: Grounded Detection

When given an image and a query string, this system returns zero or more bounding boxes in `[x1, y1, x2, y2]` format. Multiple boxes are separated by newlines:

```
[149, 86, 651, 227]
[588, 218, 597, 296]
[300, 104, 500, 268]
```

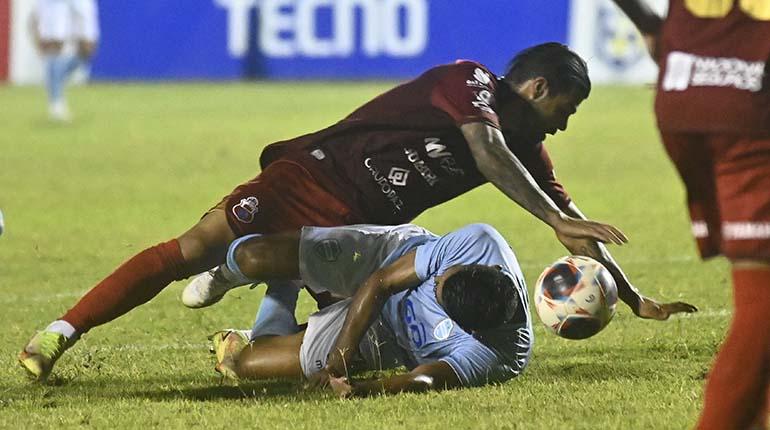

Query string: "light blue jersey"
[296, 223, 533, 386]
[379, 223, 533, 387]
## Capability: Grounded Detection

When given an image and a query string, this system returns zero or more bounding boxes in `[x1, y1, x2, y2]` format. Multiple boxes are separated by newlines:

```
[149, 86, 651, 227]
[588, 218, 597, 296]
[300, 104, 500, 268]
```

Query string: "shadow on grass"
[131, 380, 326, 403]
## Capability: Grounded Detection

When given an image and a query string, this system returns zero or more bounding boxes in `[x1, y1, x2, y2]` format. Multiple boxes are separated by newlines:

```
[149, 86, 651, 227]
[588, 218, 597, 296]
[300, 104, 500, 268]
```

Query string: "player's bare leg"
[231, 332, 305, 380]
[19, 209, 236, 381]
[696, 260, 770, 430]
[182, 232, 300, 308]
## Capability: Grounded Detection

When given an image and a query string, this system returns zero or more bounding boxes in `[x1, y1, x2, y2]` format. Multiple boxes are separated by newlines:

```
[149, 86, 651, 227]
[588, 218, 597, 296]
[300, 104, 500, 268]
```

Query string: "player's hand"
[553, 214, 628, 248]
[305, 367, 334, 390]
[633, 296, 698, 320]
[328, 375, 354, 399]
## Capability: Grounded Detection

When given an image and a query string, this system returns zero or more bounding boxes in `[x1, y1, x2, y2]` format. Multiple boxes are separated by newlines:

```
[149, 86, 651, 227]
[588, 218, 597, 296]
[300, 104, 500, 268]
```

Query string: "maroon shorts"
[211, 160, 364, 237]
[662, 133, 770, 260]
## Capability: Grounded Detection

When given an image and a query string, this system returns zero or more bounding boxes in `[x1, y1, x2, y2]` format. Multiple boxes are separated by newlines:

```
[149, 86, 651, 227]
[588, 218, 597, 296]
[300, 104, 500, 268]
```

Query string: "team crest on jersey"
[433, 318, 454, 340]
[232, 196, 259, 224]
[314, 239, 341, 262]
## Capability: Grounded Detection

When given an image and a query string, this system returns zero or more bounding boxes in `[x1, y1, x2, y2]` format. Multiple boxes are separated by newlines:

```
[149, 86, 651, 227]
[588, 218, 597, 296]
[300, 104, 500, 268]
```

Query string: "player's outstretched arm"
[307, 251, 421, 388]
[560, 202, 698, 320]
[328, 361, 461, 398]
[461, 122, 627, 246]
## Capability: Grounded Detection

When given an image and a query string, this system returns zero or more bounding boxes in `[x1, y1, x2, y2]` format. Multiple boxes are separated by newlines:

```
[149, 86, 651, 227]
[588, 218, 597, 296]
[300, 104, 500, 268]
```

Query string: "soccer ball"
[534, 256, 618, 340]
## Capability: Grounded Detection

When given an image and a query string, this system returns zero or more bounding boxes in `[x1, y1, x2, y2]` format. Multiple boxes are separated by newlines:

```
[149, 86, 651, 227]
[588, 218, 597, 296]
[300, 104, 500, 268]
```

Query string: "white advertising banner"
[10, 0, 44, 85]
[569, 0, 668, 84]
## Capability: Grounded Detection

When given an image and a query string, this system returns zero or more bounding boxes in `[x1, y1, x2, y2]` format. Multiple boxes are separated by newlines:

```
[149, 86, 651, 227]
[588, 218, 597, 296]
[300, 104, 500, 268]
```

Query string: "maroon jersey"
[260, 61, 570, 225]
[655, 0, 770, 134]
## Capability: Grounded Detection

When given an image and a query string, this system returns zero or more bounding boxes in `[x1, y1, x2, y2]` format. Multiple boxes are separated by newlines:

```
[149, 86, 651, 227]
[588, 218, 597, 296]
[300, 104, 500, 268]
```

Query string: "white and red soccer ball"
[534, 256, 618, 340]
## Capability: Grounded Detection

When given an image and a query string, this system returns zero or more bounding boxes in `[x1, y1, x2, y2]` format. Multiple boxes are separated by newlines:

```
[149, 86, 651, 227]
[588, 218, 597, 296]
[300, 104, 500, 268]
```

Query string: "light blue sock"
[45, 54, 69, 104]
[62, 55, 89, 80]
[224, 234, 263, 285]
[225, 234, 302, 338]
[250, 280, 301, 339]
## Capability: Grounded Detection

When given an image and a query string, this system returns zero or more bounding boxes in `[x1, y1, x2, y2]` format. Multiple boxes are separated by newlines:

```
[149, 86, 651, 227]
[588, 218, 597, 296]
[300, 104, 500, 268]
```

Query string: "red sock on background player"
[697, 266, 770, 430]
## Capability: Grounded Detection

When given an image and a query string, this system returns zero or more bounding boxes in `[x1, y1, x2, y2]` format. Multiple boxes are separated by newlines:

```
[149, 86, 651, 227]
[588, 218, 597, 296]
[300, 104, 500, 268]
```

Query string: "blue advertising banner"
[92, 1, 570, 80]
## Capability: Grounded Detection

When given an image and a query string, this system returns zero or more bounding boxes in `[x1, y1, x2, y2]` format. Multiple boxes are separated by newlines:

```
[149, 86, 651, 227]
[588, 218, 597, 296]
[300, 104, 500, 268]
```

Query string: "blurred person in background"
[613, 1, 770, 428]
[32, 0, 99, 122]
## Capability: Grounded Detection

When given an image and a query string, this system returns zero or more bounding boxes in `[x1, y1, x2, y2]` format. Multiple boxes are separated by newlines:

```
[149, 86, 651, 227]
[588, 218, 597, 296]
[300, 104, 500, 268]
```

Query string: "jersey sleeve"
[430, 61, 501, 128]
[438, 328, 530, 387]
[516, 142, 572, 210]
[413, 224, 503, 281]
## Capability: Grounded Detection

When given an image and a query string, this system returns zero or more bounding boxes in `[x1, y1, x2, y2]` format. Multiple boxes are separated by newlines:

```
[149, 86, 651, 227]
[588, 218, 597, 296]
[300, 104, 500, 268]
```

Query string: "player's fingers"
[665, 302, 699, 314]
[597, 223, 627, 245]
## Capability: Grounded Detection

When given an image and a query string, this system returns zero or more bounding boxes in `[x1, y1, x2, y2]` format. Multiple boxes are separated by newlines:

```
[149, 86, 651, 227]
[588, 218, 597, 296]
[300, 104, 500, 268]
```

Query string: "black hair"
[503, 42, 591, 100]
[441, 265, 519, 331]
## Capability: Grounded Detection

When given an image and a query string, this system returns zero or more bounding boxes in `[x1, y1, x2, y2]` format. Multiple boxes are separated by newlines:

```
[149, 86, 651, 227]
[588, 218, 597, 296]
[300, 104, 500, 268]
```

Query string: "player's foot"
[182, 267, 248, 308]
[209, 330, 250, 381]
[18, 331, 73, 381]
[48, 100, 72, 123]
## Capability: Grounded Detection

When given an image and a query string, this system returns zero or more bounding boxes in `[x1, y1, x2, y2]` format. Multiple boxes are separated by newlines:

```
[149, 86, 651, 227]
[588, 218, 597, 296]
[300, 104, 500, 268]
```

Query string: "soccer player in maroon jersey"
[614, 1, 770, 428]
[19, 43, 695, 382]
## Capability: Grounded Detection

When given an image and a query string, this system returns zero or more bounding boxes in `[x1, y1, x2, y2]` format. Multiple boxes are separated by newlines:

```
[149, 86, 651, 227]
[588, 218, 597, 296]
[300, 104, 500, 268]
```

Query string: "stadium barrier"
[3, 0, 662, 84]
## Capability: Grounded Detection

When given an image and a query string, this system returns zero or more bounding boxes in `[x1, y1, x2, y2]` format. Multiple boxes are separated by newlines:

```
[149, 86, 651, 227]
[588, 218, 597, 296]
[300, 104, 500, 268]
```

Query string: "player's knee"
[233, 236, 272, 278]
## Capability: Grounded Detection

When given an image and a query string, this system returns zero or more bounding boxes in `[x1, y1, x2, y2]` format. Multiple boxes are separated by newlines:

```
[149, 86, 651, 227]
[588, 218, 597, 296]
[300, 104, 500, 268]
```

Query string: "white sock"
[46, 320, 78, 340]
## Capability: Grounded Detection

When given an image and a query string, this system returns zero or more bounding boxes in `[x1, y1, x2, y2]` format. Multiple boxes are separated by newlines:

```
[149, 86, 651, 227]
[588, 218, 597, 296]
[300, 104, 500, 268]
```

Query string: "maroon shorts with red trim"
[662, 133, 770, 260]
[210, 160, 364, 237]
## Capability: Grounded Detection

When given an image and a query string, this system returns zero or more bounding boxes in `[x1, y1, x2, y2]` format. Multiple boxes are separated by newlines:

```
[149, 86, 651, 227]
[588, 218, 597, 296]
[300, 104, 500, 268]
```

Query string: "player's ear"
[532, 77, 550, 101]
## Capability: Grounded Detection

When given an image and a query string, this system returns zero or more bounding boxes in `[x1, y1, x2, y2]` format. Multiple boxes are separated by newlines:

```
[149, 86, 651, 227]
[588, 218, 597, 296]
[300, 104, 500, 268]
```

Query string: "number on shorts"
[685, 0, 770, 20]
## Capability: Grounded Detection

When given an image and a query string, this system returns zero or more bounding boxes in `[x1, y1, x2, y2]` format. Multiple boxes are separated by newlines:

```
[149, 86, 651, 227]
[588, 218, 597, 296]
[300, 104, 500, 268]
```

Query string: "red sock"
[697, 267, 770, 430]
[61, 240, 189, 333]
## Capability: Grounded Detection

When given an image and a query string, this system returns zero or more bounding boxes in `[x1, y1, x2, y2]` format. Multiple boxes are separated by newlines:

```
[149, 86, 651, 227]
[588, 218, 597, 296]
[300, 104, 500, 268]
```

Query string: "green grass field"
[0, 83, 729, 429]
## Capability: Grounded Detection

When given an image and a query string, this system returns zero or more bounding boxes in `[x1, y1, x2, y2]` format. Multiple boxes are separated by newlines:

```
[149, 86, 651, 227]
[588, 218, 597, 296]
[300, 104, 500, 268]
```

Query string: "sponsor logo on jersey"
[474, 68, 491, 84]
[388, 167, 410, 186]
[405, 148, 439, 186]
[433, 318, 454, 340]
[662, 51, 765, 93]
[314, 239, 342, 262]
[465, 68, 493, 89]
[364, 158, 405, 212]
[472, 89, 495, 114]
[232, 196, 259, 223]
[424, 138, 465, 176]
[424, 138, 451, 158]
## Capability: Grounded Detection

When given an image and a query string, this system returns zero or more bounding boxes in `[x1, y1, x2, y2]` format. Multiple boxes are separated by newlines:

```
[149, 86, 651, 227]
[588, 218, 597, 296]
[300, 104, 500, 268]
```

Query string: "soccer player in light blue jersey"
[210, 223, 532, 396]
[32, 0, 99, 121]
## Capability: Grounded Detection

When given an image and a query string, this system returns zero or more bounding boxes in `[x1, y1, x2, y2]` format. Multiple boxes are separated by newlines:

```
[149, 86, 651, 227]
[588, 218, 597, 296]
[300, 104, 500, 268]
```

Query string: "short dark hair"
[441, 265, 519, 331]
[503, 42, 591, 100]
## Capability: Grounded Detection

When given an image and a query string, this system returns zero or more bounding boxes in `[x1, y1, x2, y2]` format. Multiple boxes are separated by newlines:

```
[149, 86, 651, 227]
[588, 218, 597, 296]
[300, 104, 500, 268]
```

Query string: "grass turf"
[0, 83, 728, 429]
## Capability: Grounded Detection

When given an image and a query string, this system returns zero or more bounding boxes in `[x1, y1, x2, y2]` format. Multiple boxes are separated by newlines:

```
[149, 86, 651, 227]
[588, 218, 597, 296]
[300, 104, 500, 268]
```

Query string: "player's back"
[656, 0, 770, 134]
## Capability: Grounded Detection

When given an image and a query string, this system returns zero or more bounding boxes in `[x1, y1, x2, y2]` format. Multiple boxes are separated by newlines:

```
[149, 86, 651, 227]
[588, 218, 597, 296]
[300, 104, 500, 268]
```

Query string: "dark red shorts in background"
[662, 133, 770, 260]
